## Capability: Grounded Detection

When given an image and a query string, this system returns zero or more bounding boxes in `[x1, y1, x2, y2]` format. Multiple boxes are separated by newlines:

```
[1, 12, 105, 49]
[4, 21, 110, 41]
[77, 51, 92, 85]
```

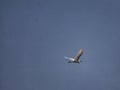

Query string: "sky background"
[1, 0, 120, 90]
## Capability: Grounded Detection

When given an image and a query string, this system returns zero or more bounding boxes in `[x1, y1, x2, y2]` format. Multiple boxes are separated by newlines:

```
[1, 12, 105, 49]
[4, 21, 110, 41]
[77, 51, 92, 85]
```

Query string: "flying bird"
[64, 49, 83, 63]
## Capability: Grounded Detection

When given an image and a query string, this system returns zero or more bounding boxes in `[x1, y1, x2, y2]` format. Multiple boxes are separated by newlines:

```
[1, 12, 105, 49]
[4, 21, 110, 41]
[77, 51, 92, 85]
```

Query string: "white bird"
[64, 49, 83, 63]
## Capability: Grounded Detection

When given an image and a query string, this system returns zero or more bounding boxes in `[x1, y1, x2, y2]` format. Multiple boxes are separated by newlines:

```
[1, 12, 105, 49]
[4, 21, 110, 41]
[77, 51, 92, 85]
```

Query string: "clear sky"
[1, 0, 120, 90]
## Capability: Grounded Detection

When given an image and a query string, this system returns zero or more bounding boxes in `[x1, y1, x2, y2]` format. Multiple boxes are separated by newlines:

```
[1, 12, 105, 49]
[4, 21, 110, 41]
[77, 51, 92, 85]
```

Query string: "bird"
[64, 49, 83, 63]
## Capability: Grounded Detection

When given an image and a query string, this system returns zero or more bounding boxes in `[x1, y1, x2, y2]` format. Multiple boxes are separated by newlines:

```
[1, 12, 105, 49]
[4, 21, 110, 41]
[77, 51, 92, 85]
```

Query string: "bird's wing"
[74, 49, 83, 61]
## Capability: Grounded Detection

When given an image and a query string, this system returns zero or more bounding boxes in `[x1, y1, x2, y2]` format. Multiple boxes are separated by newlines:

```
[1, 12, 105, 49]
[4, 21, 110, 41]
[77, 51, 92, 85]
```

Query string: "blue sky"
[1, 0, 120, 90]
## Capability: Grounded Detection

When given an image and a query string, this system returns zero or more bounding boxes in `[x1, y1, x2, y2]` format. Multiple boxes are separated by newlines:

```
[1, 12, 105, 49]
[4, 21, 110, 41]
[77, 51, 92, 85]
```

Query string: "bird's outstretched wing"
[74, 49, 83, 61]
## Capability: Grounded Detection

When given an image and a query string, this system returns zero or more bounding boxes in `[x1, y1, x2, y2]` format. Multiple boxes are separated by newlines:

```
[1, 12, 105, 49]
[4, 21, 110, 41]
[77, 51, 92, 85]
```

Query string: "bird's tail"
[64, 56, 74, 61]
[64, 56, 71, 60]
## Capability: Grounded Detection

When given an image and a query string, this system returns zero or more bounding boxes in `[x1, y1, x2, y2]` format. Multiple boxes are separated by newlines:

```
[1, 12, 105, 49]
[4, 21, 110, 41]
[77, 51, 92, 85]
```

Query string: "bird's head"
[79, 60, 83, 63]
[77, 61, 80, 63]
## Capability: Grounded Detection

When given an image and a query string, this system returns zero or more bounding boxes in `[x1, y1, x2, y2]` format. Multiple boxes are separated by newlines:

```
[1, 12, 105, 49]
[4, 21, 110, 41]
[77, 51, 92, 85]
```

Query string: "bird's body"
[64, 49, 83, 63]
